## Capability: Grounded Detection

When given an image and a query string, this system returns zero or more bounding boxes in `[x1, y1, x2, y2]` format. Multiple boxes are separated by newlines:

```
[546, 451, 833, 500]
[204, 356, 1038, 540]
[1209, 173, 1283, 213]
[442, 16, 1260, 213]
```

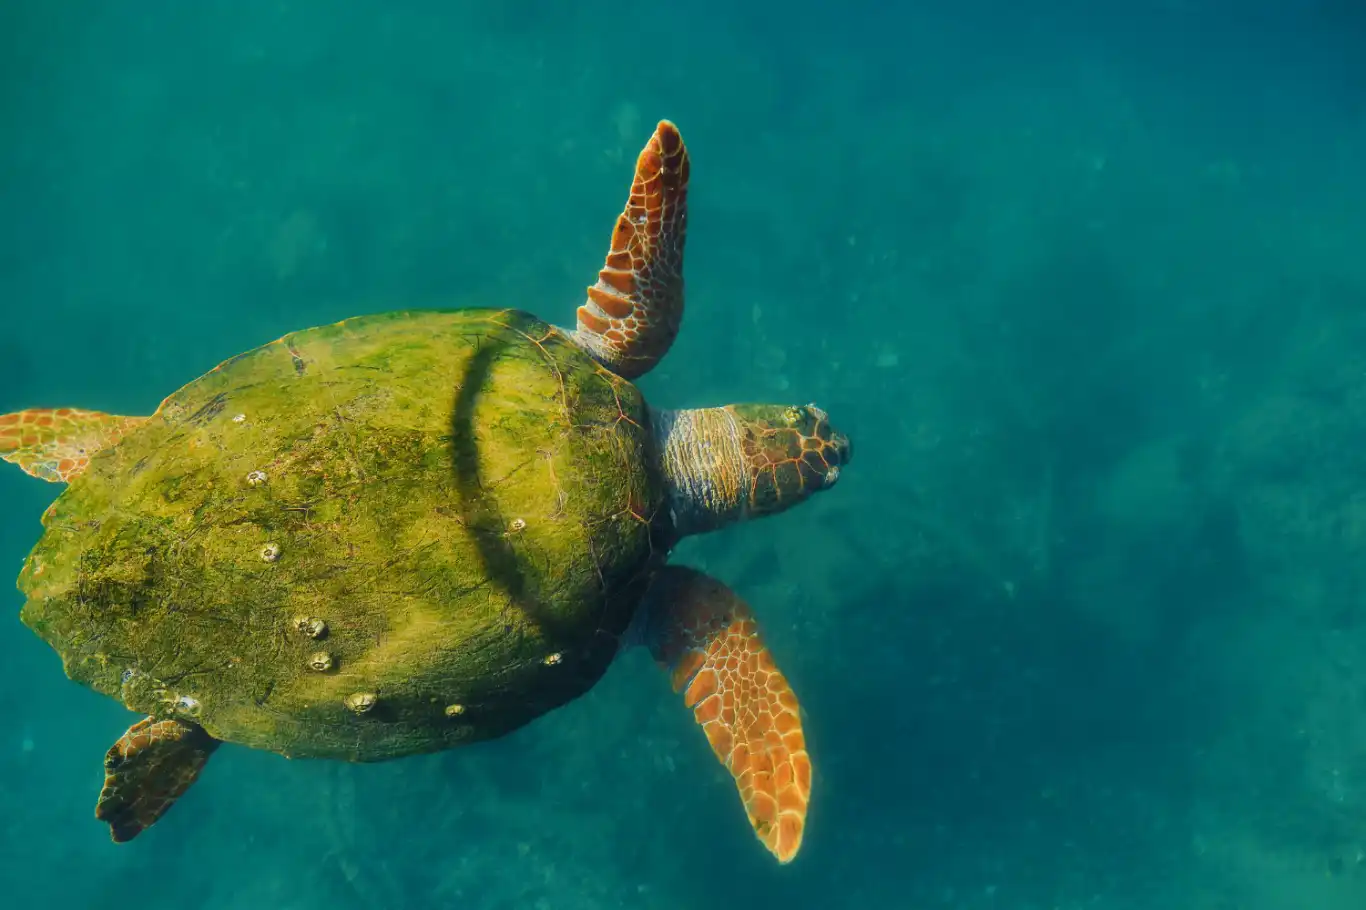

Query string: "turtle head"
[651, 403, 852, 537]
[727, 403, 851, 515]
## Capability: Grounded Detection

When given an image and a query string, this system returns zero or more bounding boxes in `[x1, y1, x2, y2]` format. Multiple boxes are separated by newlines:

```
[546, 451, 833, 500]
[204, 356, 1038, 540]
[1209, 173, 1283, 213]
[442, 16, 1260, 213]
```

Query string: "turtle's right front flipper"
[642, 566, 812, 863]
[95, 717, 220, 843]
[0, 408, 146, 482]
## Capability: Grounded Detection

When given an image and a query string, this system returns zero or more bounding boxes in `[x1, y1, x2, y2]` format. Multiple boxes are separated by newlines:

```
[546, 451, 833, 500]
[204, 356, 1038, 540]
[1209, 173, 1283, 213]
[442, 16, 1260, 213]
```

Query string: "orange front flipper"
[644, 566, 811, 863]
[573, 119, 690, 380]
[95, 717, 220, 843]
[0, 408, 146, 482]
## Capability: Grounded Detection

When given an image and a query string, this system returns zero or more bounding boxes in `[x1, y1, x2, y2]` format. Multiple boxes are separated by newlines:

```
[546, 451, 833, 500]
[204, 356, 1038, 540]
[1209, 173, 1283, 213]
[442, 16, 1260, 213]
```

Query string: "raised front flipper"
[0, 408, 146, 482]
[642, 566, 811, 863]
[95, 717, 220, 843]
[572, 120, 690, 380]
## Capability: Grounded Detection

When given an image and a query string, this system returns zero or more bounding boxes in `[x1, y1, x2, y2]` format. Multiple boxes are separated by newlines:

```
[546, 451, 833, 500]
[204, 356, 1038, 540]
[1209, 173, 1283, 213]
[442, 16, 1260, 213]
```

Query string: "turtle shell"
[17, 308, 667, 760]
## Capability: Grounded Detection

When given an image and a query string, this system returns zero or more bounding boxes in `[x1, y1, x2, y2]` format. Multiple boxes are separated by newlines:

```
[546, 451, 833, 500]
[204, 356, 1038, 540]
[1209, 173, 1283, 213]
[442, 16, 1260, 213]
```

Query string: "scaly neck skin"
[648, 402, 851, 540]
[649, 406, 751, 538]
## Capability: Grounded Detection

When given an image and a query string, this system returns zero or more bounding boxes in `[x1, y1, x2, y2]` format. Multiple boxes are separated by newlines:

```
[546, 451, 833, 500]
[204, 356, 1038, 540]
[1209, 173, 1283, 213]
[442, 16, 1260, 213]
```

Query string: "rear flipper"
[642, 566, 812, 863]
[96, 717, 220, 843]
[0, 408, 146, 482]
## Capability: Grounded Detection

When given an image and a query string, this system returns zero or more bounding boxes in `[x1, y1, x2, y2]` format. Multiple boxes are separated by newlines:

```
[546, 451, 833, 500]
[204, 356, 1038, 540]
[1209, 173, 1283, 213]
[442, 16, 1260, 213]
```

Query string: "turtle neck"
[648, 406, 749, 538]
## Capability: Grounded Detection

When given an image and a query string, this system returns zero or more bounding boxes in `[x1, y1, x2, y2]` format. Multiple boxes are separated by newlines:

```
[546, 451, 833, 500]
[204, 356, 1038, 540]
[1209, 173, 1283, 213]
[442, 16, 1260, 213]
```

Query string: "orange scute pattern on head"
[646, 566, 811, 863]
[95, 718, 219, 843]
[0, 408, 147, 482]
[727, 404, 849, 519]
[575, 120, 690, 380]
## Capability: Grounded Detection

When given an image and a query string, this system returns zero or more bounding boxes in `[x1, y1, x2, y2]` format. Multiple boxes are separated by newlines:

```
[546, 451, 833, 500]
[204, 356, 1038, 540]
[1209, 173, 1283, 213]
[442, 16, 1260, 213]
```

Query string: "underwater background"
[2, 1, 1365, 907]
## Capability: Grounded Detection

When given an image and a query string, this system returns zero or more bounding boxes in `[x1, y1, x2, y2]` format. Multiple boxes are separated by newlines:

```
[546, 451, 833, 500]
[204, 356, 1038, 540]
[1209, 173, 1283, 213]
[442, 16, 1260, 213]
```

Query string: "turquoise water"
[3, 2, 1366, 907]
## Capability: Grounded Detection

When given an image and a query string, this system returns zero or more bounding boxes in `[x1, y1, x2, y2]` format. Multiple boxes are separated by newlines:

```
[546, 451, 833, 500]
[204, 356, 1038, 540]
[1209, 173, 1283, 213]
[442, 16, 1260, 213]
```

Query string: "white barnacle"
[344, 692, 378, 715]
[175, 695, 202, 715]
[293, 616, 328, 639]
[542, 652, 563, 666]
[444, 703, 466, 717]
[232, 413, 247, 424]
[508, 517, 527, 533]
[261, 542, 282, 562]
[307, 651, 335, 672]
[246, 469, 268, 486]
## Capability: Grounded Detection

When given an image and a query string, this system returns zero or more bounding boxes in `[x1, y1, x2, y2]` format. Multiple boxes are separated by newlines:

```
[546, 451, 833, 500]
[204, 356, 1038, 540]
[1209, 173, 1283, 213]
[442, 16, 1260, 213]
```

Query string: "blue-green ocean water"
[3, 2, 1365, 907]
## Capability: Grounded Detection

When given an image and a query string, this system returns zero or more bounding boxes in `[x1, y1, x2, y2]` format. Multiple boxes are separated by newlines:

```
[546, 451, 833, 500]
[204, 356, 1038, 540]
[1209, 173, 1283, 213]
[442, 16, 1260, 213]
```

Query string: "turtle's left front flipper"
[95, 717, 220, 843]
[0, 408, 146, 482]
[570, 120, 689, 380]
[642, 566, 812, 863]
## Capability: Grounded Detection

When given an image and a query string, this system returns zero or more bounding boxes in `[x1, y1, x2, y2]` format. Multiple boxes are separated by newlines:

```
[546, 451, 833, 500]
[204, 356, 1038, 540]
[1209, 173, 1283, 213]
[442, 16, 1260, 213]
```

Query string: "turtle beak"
[805, 404, 851, 489]
[833, 431, 852, 468]
[822, 430, 851, 489]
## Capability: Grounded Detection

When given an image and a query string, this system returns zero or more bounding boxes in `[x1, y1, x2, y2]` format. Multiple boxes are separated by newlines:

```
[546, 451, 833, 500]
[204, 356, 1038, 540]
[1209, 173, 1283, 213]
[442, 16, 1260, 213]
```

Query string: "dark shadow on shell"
[447, 326, 577, 642]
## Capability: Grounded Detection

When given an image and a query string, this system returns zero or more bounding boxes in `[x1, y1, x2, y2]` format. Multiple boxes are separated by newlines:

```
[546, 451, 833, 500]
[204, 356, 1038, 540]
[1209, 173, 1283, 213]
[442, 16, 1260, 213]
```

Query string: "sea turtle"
[0, 121, 851, 864]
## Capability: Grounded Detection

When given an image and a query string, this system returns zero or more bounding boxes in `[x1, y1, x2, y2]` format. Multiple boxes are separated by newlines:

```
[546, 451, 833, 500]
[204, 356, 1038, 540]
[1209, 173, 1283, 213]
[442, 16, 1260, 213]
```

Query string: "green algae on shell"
[18, 308, 667, 760]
